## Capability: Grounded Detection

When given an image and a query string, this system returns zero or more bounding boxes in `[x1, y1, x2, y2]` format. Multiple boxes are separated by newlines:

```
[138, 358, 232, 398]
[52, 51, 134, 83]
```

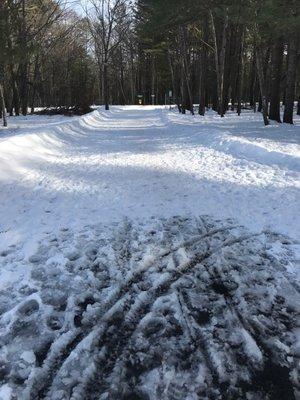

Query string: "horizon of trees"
[0, 0, 299, 127]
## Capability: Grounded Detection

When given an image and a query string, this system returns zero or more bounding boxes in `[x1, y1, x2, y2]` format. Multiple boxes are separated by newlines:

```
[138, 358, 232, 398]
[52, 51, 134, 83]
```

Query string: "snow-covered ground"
[1, 107, 299, 245]
[0, 106, 299, 399]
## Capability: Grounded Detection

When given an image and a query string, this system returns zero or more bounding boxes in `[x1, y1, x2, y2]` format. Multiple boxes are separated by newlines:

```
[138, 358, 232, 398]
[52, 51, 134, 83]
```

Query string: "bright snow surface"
[0, 106, 299, 249]
[0, 106, 300, 399]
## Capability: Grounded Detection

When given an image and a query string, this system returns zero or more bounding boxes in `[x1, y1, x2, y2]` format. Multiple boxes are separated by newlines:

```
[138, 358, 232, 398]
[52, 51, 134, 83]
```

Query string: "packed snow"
[0, 106, 299, 399]
[0, 107, 299, 247]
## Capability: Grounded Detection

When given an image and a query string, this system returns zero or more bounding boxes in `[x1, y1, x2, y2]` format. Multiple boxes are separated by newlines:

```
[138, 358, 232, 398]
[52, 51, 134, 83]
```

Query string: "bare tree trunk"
[167, 49, 181, 112]
[20, 0, 28, 115]
[20, 63, 28, 115]
[252, 75, 257, 113]
[198, 50, 207, 116]
[129, 46, 135, 104]
[249, 53, 256, 109]
[237, 58, 244, 116]
[103, 61, 109, 110]
[257, 95, 262, 112]
[255, 45, 269, 125]
[9, 66, 20, 116]
[119, 73, 126, 105]
[223, 24, 237, 114]
[210, 8, 229, 117]
[0, 79, 7, 127]
[151, 55, 155, 105]
[269, 40, 283, 122]
[283, 36, 298, 124]
[236, 28, 245, 116]
[199, 17, 208, 116]
[30, 56, 40, 114]
[96, 58, 103, 105]
[179, 26, 194, 115]
[117, 49, 126, 105]
[228, 25, 241, 112]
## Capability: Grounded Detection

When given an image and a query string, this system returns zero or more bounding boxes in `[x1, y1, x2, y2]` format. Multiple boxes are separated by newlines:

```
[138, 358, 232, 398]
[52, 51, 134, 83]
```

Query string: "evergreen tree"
[0, 0, 299, 126]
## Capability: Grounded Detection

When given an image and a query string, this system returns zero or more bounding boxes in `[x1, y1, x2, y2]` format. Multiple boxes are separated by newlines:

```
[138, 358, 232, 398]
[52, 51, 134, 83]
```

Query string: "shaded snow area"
[0, 107, 300, 399]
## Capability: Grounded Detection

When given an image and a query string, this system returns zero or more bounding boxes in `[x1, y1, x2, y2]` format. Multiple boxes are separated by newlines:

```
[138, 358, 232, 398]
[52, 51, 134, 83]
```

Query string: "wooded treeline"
[0, 0, 299, 126]
[0, 0, 97, 127]
[135, 0, 300, 125]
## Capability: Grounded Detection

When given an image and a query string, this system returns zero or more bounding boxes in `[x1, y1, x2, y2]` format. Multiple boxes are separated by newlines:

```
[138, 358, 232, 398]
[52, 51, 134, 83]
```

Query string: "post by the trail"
[138, 94, 143, 105]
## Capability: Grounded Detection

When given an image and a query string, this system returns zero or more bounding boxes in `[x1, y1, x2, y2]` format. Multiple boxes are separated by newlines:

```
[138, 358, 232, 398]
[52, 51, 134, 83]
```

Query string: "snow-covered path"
[0, 107, 300, 400]
[0, 106, 299, 256]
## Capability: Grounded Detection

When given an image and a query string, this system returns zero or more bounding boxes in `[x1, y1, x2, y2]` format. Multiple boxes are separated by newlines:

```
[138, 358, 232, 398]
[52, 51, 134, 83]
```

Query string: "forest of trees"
[0, 0, 299, 127]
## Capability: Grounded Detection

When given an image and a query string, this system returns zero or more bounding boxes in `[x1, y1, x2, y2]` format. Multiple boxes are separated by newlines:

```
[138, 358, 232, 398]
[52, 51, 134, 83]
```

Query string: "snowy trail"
[0, 106, 299, 254]
[0, 107, 300, 399]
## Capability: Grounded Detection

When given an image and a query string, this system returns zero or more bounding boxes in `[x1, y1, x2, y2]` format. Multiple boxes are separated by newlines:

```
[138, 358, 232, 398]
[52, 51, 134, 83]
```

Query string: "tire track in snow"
[0, 216, 298, 400]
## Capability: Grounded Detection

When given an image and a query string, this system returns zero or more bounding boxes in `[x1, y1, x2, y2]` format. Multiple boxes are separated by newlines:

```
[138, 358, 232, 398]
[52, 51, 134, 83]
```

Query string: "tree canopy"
[0, 0, 299, 125]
